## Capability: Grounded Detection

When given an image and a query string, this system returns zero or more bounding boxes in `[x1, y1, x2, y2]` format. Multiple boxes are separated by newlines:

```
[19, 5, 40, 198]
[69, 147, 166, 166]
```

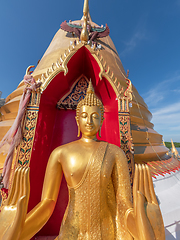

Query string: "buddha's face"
[78, 105, 102, 137]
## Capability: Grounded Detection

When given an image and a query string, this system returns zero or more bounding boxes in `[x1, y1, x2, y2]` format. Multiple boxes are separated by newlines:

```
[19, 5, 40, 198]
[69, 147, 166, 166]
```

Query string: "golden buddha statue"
[0, 81, 165, 240]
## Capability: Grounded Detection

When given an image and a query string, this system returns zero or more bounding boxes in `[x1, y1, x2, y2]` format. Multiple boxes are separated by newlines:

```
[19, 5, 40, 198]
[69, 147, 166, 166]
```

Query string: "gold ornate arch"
[36, 41, 123, 104]
[33, 41, 134, 184]
[7, 42, 134, 198]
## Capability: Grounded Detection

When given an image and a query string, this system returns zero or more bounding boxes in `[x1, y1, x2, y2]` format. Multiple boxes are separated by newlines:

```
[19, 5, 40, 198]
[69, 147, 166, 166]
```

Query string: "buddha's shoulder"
[51, 141, 125, 156]
[52, 140, 81, 153]
[107, 142, 126, 156]
[107, 142, 122, 150]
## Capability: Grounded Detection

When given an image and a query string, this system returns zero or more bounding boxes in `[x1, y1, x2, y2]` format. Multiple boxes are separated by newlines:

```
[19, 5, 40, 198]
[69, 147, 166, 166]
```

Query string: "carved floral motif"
[57, 76, 89, 110]
[18, 111, 38, 166]
[119, 115, 134, 186]
[118, 78, 134, 186]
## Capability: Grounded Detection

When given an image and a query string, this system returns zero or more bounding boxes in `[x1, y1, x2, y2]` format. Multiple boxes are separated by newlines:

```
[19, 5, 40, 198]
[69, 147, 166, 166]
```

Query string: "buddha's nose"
[87, 115, 93, 124]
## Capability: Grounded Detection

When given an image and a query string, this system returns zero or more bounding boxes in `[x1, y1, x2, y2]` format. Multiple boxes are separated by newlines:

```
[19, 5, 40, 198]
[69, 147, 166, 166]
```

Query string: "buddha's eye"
[92, 113, 99, 119]
[81, 112, 88, 118]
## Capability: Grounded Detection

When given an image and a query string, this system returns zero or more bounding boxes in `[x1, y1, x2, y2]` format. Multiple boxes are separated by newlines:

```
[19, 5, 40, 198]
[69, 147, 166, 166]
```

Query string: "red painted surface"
[29, 46, 120, 236]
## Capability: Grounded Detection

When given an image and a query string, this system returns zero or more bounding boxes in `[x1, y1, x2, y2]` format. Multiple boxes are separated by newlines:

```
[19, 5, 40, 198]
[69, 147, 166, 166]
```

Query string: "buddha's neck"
[81, 135, 97, 143]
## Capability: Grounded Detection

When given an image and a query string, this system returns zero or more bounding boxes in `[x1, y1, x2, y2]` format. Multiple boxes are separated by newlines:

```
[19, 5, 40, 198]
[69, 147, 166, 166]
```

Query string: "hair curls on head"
[76, 80, 104, 123]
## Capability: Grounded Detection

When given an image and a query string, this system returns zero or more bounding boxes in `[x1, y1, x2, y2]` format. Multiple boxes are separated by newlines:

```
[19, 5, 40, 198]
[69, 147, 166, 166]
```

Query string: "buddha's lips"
[85, 125, 93, 130]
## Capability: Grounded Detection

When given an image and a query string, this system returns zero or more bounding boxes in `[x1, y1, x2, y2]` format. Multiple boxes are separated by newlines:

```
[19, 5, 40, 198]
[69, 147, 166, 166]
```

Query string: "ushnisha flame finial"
[86, 79, 94, 94]
[80, 0, 89, 44]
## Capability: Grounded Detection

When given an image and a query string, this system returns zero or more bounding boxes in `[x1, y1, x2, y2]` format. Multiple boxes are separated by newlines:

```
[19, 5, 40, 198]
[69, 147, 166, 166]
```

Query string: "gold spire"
[83, 0, 88, 15]
[171, 139, 179, 157]
[80, 0, 89, 43]
[81, 0, 92, 22]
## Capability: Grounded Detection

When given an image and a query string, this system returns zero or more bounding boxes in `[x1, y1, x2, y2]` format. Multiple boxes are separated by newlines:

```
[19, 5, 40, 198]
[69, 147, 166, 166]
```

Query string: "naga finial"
[26, 65, 35, 75]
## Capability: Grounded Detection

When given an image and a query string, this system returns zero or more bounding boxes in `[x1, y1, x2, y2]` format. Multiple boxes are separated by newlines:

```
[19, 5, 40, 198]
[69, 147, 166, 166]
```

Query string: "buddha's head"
[76, 80, 104, 138]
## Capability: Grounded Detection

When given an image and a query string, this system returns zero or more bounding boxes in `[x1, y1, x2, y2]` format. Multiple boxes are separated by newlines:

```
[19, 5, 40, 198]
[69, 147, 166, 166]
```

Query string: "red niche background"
[29, 46, 120, 237]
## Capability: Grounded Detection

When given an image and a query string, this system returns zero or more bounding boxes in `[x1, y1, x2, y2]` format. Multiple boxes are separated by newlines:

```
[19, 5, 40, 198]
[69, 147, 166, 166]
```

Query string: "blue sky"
[0, 0, 180, 142]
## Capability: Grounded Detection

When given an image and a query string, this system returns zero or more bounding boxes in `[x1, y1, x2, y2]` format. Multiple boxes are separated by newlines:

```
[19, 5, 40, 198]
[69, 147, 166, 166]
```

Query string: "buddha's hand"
[125, 164, 165, 240]
[0, 167, 30, 240]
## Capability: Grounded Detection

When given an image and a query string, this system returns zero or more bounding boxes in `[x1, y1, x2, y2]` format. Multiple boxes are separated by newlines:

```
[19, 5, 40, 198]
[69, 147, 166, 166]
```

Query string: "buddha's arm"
[19, 148, 62, 240]
[112, 148, 133, 209]
[112, 147, 133, 240]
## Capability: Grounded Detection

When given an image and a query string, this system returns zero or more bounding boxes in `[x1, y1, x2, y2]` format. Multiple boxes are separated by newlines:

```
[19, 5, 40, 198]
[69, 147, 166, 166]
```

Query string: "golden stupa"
[0, 3, 168, 171]
[1, 2, 180, 239]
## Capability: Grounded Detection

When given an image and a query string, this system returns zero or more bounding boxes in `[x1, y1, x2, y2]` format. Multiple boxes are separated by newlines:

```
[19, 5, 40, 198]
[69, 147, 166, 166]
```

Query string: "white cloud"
[172, 89, 180, 93]
[121, 31, 146, 56]
[153, 102, 180, 116]
[144, 89, 164, 107]
[120, 15, 148, 57]
[143, 73, 180, 108]
[151, 102, 180, 142]
[143, 72, 180, 142]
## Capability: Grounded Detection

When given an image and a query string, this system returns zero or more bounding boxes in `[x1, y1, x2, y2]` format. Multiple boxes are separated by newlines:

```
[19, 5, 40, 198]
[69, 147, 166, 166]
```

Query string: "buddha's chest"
[61, 145, 114, 188]
[61, 148, 96, 187]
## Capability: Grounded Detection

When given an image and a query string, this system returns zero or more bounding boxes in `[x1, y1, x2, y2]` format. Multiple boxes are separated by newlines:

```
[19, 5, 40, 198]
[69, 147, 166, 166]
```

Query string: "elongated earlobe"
[98, 125, 102, 138]
[75, 116, 80, 137]
[77, 125, 80, 137]
[99, 118, 104, 138]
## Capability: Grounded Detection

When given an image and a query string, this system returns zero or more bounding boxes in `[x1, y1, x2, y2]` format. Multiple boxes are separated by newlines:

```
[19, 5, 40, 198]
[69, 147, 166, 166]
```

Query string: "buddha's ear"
[101, 117, 104, 126]
[98, 126, 102, 138]
[99, 118, 104, 138]
[75, 116, 80, 137]
[75, 116, 79, 125]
